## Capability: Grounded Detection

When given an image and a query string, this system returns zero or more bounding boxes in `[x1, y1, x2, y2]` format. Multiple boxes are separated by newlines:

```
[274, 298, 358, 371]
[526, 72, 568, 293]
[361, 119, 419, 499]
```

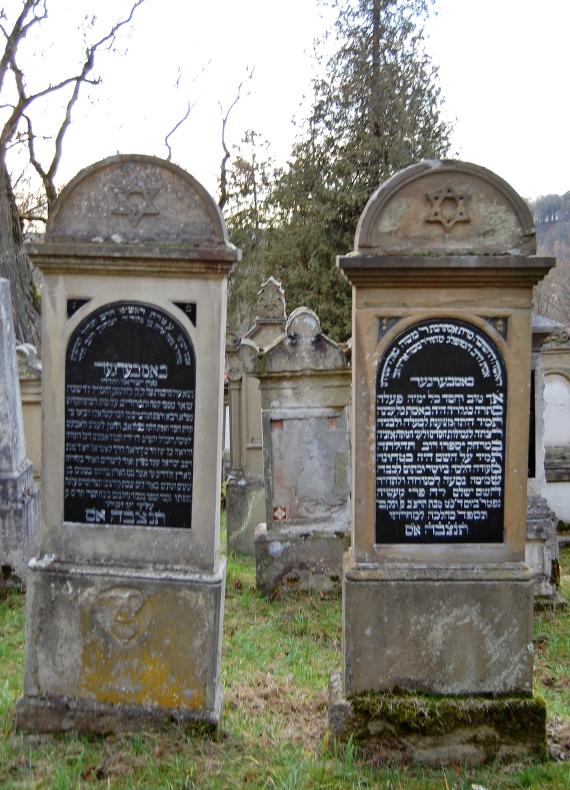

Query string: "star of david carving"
[425, 186, 470, 231]
[111, 184, 161, 227]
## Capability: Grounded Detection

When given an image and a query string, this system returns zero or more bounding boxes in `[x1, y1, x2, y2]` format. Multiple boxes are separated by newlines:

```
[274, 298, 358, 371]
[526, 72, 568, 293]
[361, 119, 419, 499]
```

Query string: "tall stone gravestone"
[254, 307, 351, 594]
[226, 277, 286, 555]
[17, 155, 238, 732]
[0, 280, 39, 586]
[329, 161, 554, 763]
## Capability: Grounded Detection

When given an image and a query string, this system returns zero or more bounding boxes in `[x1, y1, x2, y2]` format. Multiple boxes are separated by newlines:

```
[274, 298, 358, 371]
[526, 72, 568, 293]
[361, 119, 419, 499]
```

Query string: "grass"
[0, 528, 568, 788]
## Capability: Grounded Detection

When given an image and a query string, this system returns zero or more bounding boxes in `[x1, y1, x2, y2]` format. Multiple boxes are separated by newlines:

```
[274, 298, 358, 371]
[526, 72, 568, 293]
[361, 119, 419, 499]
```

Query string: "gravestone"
[526, 315, 564, 606]
[226, 277, 286, 554]
[541, 329, 570, 526]
[17, 343, 42, 476]
[329, 160, 553, 764]
[16, 155, 238, 732]
[0, 280, 39, 586]
[254, 307, 351, 594]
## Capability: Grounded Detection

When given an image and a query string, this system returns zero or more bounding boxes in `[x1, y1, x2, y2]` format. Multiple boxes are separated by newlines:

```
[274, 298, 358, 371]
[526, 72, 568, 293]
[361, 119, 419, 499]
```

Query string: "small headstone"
[226, 278, 286, 555]
[0, 279, 39, 585]
[254, 306, 351, 594]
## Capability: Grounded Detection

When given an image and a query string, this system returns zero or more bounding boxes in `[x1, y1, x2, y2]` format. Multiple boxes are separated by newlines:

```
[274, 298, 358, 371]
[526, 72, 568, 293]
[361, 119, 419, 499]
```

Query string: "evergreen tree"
[229, 0, 451, 341]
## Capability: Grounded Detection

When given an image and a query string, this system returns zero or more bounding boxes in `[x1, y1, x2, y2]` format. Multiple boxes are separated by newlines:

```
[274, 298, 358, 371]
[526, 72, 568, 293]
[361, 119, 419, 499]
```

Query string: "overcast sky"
[14, 0, 570, 203]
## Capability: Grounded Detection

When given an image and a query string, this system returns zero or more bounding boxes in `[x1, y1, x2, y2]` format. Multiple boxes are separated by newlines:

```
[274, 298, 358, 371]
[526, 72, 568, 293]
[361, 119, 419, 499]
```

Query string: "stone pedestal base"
[255, 523, 350, 595]
[16, 558, 226, 733]
[344, 557, 535, 696]
[327, 671, 547, 766]
[226, 477, 265, 556]
[526, 495, 564, 606]
[0, 461, 39, 587]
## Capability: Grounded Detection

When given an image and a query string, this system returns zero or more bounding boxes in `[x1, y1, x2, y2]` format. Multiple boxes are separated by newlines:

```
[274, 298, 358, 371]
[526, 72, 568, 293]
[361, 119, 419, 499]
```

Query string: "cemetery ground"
[0, 528, 568, 788]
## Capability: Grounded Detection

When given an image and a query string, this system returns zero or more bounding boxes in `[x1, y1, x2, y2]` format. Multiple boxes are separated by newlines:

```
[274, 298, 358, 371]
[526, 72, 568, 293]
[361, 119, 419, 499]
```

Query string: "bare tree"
[218, 68, 253, 211]
[0, 0, 145, 345]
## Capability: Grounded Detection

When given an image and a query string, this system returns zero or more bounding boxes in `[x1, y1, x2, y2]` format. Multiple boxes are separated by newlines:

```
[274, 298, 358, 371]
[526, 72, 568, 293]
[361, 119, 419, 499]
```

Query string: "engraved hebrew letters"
[65, 302, 195, 528]
[376, 319, 506, 543]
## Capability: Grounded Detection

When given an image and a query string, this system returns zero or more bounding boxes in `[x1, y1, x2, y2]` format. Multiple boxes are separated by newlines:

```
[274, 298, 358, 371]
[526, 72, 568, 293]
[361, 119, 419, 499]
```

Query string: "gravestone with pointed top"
[16, 155, 239, 733]
[0, 279, 39, 586]
[226, 277, 287, 555]
[254, 306, 351, 594]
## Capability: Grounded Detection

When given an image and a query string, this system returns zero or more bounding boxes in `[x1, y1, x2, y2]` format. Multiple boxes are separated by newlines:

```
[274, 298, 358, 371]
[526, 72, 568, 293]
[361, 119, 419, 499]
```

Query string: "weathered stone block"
[17, 558, 226, 732]
[328, 671, 547, 766]
[255, 523, 349, 595]
[343, 559, 535, 696]
[226, 477, 265, 556]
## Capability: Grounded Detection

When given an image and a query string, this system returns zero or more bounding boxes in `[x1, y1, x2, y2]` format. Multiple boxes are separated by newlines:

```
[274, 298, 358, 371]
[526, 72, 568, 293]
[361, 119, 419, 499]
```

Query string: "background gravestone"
[329, 160, 554, 764]
[254, 307, 351, 594]
[526, 314, 564, 606]
[540, 329, 570, 529]
[226, 277, 286, 555]
[0, 279, 39, 586]
[16, 343, 42, 478]
[17, 155, 238, 732]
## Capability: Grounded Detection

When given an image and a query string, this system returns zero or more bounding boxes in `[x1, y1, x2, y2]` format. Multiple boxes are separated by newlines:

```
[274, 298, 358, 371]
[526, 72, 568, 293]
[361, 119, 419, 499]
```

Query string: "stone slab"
[327, 671, 547, 767]
[255, 522, 349, 595]
[343, 559, 535, 696]
[17, 559, 226, 731]
[226, 477, 265, 556]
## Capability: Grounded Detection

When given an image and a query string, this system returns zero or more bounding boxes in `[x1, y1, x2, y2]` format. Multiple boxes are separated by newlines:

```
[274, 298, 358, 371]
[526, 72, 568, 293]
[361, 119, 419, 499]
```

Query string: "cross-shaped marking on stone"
[111, 184, 161, 227]
[425, 186, 470, 230]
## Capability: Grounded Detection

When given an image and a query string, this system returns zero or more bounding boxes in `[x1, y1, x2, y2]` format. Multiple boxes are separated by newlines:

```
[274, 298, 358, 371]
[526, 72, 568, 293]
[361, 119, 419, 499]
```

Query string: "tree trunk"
[0, 157, 40, 347]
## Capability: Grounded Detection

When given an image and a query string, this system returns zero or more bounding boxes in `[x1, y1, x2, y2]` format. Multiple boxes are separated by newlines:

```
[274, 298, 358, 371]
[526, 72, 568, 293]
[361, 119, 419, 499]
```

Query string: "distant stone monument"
[254, 307, 351, 594]
[526, 314, 564, 606]
[329, 160, 553, 763]
[226, 278, 286, 555]
[17, 343, 42, 476]
[541, 329, 570, 526]
[16, 155, 238, 732]
[0, 280, 39, 586]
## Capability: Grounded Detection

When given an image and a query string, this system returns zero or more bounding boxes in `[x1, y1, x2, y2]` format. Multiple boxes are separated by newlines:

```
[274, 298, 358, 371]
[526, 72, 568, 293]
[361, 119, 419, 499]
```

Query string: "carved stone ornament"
[111, 183, 161, 227]
[256, 276, 286, 321]
[425, 186, 470, 230]
[92, 587, 146, 645]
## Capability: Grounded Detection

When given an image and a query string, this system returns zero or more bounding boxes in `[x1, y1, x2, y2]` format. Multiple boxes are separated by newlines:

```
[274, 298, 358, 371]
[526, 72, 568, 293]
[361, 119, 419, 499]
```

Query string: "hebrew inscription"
[376, 319, 506, 543]
[65, 302, 195, 528]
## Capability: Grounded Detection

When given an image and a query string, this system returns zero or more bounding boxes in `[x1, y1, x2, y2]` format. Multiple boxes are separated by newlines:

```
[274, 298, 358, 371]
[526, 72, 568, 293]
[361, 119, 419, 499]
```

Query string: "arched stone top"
[47, 154, 230, 247]
[355, 160, 536, 256]
[286, 307, 321, 339]
[257, 307, 349, 376]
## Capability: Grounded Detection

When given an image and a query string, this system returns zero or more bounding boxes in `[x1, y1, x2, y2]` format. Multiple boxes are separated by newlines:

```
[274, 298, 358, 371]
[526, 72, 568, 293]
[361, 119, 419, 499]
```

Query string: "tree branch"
[3, 0, 146, 207]
[218, 68, 254, 210]
[164, 102, 191, 162]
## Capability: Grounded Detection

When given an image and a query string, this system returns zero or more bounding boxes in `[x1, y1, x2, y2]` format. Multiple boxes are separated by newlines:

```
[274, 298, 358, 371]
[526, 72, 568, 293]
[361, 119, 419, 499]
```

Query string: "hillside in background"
[532, 194, 570, 325]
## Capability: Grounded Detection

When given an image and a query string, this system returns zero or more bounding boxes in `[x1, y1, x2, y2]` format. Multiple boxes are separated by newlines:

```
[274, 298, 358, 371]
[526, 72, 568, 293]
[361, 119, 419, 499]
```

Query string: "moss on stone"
[349, 689, 547, 740]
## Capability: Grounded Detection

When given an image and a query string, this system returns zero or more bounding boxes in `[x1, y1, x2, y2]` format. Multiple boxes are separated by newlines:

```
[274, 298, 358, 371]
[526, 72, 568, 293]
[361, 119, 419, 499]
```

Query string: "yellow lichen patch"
[78, 586, 209, 711]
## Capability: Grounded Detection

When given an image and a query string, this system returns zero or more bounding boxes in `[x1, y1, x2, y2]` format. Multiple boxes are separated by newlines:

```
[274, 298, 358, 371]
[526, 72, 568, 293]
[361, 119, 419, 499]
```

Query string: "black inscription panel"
[65, 302, 195, 528]
[376, 319, 507, 543]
